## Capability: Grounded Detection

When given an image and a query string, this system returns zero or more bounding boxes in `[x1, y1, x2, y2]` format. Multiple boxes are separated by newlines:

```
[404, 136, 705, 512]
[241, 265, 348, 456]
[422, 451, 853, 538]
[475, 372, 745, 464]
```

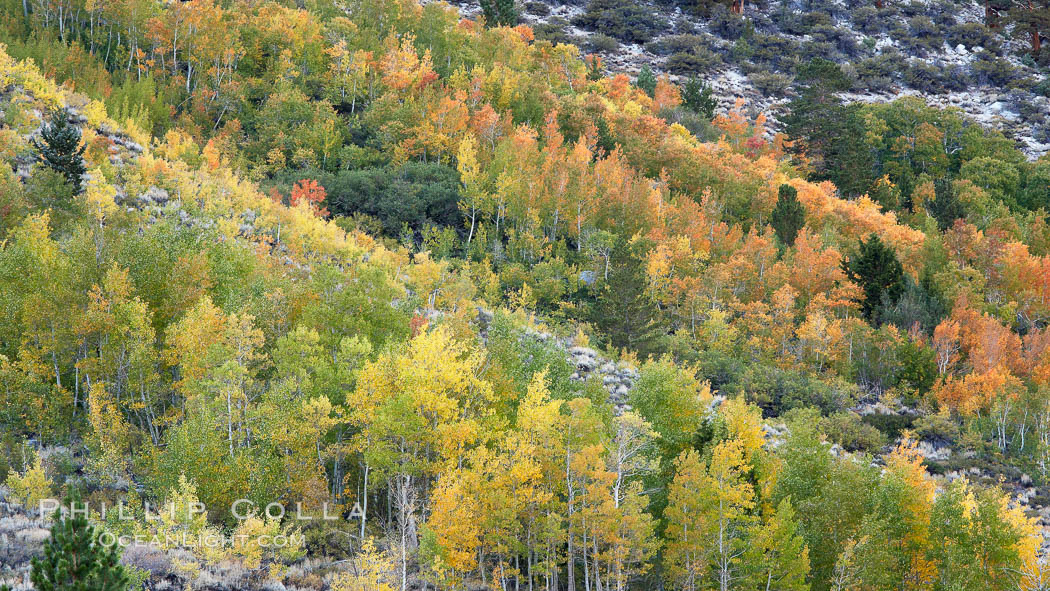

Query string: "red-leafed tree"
[290, 179, 329, 216]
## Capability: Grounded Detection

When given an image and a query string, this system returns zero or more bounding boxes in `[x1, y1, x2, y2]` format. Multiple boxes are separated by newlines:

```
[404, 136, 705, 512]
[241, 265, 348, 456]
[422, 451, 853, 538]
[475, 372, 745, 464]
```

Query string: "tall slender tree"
[927, 179, 965, 231]
[743, 498, 810, 591]
[784, 59, 875, 198]
[636, 65, 657, 97]
[591, 239, 667, 359]
[771, 184, 806, 247]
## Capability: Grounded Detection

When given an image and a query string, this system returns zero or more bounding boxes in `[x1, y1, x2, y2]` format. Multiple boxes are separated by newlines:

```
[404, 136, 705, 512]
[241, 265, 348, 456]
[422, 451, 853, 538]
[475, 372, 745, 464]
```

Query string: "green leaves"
[783, 86, 874, 199]
[927, 481, 1026, 591]
[743, 498, 810, 591]
[681, 77, 717, 119]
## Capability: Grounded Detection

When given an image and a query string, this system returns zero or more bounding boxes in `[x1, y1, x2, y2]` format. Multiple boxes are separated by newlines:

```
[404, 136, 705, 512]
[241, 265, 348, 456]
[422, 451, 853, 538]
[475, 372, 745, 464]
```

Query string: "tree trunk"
[360, 461, 369, 539]
[985, 0, 999, 27]
[467, 207, 477, 247]
[582, 527, 590, 591]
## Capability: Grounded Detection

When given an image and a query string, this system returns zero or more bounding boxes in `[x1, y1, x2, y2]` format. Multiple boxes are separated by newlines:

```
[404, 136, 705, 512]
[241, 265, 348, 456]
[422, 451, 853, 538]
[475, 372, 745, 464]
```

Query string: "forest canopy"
[1, 0, 1050, 589]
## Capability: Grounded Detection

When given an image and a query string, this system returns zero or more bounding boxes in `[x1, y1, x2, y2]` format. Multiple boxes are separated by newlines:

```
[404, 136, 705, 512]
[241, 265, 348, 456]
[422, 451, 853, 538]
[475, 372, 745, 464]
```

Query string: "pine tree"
[479, 0, 517, 27]
[30, 490, 131, 591]
[927, 179, 965, 231]
[1004, 0, 1050, 56]
[590, 239, 667, 359]
[636, 65, 657, 97]
[32, 108, 87, 195]
[784, 59, 875, 198]
[681, 77, 717, 119]
[586, 54, 605, 81]
[841, 234, 905, 323]
[770, 184, 805, 247]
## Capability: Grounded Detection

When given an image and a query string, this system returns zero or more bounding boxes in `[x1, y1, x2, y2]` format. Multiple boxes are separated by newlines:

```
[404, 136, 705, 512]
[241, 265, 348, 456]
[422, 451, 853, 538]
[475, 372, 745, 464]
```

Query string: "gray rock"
[476, 307, 494, 328]
[569, 346, 597, 358]
[141, 186, 169, 205]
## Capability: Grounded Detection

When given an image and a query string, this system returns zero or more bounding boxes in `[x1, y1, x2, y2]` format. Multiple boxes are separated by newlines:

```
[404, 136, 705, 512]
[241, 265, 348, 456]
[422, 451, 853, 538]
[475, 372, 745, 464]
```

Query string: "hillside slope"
[444, 0, 1050, 157]
[2, 0, 1050, 588]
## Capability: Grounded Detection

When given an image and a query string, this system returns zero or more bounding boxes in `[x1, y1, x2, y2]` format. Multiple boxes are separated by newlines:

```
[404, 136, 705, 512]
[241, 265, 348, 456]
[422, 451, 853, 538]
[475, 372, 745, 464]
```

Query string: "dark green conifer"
[590, 239, 667, 358]
[636, 65, 657, 96]
[842, 234, 906, 323]
[681, 77, 717, 119]
[480, 0, 517, 27]
[32, 108, 86, 195]
[927, 178, 966, 231]
[30, 489, 131, 591]
[771, 184, 806, 247]
[783, 59, 875, 198]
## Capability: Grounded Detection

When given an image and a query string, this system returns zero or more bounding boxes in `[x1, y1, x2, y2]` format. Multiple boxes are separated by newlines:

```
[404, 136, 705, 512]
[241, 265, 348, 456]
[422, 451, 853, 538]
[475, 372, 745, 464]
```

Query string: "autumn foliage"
[0, 0, 1049, 588]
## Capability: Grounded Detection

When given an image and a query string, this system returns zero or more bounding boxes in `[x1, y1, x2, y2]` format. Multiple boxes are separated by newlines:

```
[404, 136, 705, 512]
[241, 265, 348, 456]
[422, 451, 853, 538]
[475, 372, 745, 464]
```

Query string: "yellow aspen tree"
[664, 440, 756, 591]
[5, 451, 52, 508]
[80, 169, 118, 264]
[705, 439, 757, 591]
[664, 449, 711, 591]
[565, 397, 613, 586]
[457, 134, 492, 247]
[7, 215, 76, 419]
[348, 327, 494, 590]
[330, 538, 397, 591]
[77, 264, 159, 442]
[720, 397, 766, 465]
[506, 372, 565, 590]
[165, 295, 228, 396]
[876, 438, 936, 589]
[743, 498, 810, 591]
[86, 382, 132, 485]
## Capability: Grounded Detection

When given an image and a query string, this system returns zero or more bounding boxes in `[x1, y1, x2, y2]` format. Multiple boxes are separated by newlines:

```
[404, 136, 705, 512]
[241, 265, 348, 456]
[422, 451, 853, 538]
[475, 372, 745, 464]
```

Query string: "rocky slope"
[440, 0, 1050, 158]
